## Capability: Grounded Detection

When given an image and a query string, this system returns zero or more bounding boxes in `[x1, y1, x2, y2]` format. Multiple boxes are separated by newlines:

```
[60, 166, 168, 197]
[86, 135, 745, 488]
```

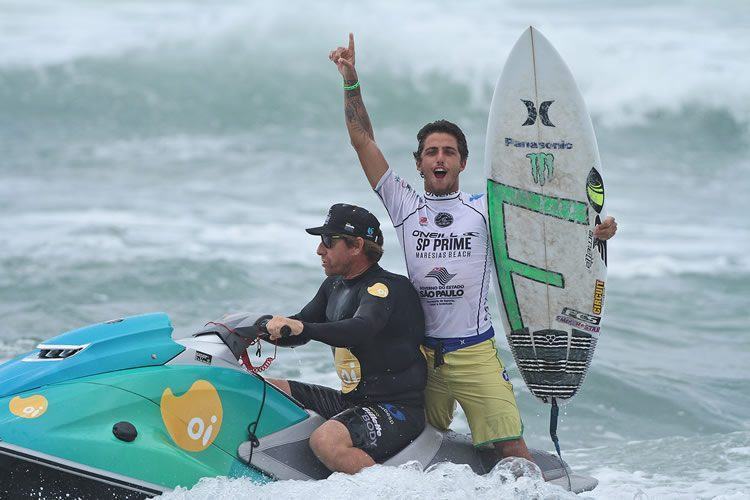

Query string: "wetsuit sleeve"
[374, 168, 423, 226]
[292, 279, 329, 323]
[274, 280, 329, 347]
[301, 280, 393, 347]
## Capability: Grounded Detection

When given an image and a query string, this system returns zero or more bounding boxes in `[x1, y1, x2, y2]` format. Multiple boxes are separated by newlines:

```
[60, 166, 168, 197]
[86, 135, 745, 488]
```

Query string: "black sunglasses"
[321, 234, 347, 249]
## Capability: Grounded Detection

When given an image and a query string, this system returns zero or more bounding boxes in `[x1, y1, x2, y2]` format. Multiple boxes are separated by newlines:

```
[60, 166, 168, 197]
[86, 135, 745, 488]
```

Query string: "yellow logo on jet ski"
[367, 282, 389, 298]
[9, 394, 48, 419]
[160, 380, 223, 452]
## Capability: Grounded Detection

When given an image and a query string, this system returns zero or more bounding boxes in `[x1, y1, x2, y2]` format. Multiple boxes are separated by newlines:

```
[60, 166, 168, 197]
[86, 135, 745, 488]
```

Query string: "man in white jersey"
[329, 34, 618, 461]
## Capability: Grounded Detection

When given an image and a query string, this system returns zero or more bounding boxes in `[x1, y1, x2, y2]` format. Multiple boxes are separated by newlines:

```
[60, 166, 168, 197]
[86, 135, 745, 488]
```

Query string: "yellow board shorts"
[421, 338, 523, 447]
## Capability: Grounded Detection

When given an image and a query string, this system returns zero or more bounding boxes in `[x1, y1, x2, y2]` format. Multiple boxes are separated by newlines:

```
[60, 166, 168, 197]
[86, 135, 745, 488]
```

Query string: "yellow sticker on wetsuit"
[9, 394, 48, 419]
[367, 282, 389, 298]
[335, 348, 362, 394]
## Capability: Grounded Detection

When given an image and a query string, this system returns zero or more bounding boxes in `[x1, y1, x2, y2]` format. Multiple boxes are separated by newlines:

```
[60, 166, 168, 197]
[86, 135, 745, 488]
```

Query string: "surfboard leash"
[245, 372, 268, 466]
[549, 397, 572, 491]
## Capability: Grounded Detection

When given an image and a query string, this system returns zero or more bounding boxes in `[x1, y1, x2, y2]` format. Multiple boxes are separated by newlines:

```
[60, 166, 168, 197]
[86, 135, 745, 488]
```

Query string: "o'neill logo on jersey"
[425, 267, 456, 286]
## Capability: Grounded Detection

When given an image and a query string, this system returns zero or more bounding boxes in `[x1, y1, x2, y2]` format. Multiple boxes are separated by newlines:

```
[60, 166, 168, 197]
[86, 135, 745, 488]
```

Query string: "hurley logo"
[522, 99, 555, 127]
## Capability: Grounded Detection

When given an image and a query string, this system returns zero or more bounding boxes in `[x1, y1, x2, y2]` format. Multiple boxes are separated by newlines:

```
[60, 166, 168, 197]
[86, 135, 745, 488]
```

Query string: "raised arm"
[329, 33, 389, 188]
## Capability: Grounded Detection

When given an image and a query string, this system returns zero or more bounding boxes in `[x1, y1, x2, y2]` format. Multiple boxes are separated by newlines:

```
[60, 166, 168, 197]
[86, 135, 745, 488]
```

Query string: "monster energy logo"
[526, 153, 554, 186]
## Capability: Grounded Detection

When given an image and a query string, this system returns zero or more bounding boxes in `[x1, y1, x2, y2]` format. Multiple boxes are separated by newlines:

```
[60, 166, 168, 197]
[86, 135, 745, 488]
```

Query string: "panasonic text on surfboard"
[505, 137, 573, 150]
[413, 230, 475, 259]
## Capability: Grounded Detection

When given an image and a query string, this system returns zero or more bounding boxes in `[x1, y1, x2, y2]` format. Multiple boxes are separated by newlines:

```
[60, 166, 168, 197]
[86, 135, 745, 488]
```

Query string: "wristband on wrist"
[343, 81, 360, 91]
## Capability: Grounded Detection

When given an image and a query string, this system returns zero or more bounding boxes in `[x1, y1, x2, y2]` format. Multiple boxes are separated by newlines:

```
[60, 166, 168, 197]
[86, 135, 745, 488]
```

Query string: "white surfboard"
[485, 27, 608, 405]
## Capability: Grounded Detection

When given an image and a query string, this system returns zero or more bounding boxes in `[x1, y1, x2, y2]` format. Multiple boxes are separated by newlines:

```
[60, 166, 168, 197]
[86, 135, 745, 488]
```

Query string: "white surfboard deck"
[484, 27, 608, 405]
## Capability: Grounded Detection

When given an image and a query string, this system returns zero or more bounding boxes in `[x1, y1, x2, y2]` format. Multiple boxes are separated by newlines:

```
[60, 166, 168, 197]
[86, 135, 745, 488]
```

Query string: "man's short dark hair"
[342, 235, 384, 263]
[413, 120, 469, 162]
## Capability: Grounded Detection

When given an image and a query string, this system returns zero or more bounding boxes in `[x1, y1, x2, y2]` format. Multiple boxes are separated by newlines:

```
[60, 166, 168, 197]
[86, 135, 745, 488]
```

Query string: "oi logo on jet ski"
[161, 379, 223, 452]
[9, 394, 48, 419]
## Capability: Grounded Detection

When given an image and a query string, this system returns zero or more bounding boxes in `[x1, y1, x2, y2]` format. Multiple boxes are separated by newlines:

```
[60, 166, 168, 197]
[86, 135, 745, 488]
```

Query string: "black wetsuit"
[281, 263, 427, 462]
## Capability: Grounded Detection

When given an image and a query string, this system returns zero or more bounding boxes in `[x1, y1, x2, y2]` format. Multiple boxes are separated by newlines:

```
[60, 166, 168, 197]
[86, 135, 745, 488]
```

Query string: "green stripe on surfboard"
[487, 179, 589, 331]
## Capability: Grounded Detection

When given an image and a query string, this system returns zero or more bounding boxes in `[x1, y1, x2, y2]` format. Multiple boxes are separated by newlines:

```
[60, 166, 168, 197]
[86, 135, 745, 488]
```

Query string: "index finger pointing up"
[348, 32, 355, 52]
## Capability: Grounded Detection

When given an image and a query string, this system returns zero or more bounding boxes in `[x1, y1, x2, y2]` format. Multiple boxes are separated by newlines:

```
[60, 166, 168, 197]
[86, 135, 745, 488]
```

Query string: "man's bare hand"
[266, 316, 304, 340]
[594, 216, 618, 240]
[329, 33, 357, 80]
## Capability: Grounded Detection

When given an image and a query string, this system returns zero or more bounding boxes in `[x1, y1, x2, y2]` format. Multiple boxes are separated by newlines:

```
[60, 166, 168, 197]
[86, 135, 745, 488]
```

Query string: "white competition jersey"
[375, 168, 493, 339]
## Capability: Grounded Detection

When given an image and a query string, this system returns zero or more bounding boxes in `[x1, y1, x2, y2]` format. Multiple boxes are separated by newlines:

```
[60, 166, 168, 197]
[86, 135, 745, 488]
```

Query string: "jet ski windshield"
[193, 312, 290, 361]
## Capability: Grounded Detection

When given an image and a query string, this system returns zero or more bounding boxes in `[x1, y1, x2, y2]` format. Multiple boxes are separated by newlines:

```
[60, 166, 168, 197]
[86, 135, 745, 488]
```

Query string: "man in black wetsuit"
[265, 203, 427, 475]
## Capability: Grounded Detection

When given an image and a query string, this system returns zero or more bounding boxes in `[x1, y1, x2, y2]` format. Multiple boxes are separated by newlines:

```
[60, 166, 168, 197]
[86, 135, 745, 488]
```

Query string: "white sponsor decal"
[555, 314, 600, 333]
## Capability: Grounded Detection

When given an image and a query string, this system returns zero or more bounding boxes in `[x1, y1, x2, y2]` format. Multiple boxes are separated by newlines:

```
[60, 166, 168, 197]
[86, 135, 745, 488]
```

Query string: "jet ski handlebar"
[255, 317, 292, 339]
[194, 313, 290, 361]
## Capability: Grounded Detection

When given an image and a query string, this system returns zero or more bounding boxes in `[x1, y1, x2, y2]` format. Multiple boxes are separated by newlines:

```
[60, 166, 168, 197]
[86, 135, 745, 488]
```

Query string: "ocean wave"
[608, 254, 750, 279]
[155, 431, 750, 500]
[0, 338, 37, 360]
[0, 212, 352, 269]
[1, 1, 749, 133]
[571, 431, 750, 500]
[603, 221, 750, 279]
[2, 209, 744, 280]
[160, 459, 574, 500]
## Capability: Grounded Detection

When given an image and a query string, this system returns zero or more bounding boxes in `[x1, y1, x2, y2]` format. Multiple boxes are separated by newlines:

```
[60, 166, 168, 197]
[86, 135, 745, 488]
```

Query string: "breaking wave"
[1, 0, 749, 140]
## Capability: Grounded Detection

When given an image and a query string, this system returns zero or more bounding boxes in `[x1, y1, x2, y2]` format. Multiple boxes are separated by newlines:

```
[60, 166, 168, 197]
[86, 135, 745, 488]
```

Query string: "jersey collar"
[424, 191, 461, 201]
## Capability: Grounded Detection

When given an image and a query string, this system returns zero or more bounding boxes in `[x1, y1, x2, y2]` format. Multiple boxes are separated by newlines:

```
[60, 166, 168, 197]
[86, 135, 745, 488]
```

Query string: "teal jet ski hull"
[0, 313, 308, 498]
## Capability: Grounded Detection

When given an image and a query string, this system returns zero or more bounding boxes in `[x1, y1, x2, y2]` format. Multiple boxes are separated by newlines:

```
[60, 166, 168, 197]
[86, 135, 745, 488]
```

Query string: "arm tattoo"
[344, 81, 374, 141]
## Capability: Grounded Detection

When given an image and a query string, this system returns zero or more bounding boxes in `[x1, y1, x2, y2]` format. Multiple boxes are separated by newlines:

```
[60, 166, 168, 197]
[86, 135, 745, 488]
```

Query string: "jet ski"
[0, 313, 598, 498]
